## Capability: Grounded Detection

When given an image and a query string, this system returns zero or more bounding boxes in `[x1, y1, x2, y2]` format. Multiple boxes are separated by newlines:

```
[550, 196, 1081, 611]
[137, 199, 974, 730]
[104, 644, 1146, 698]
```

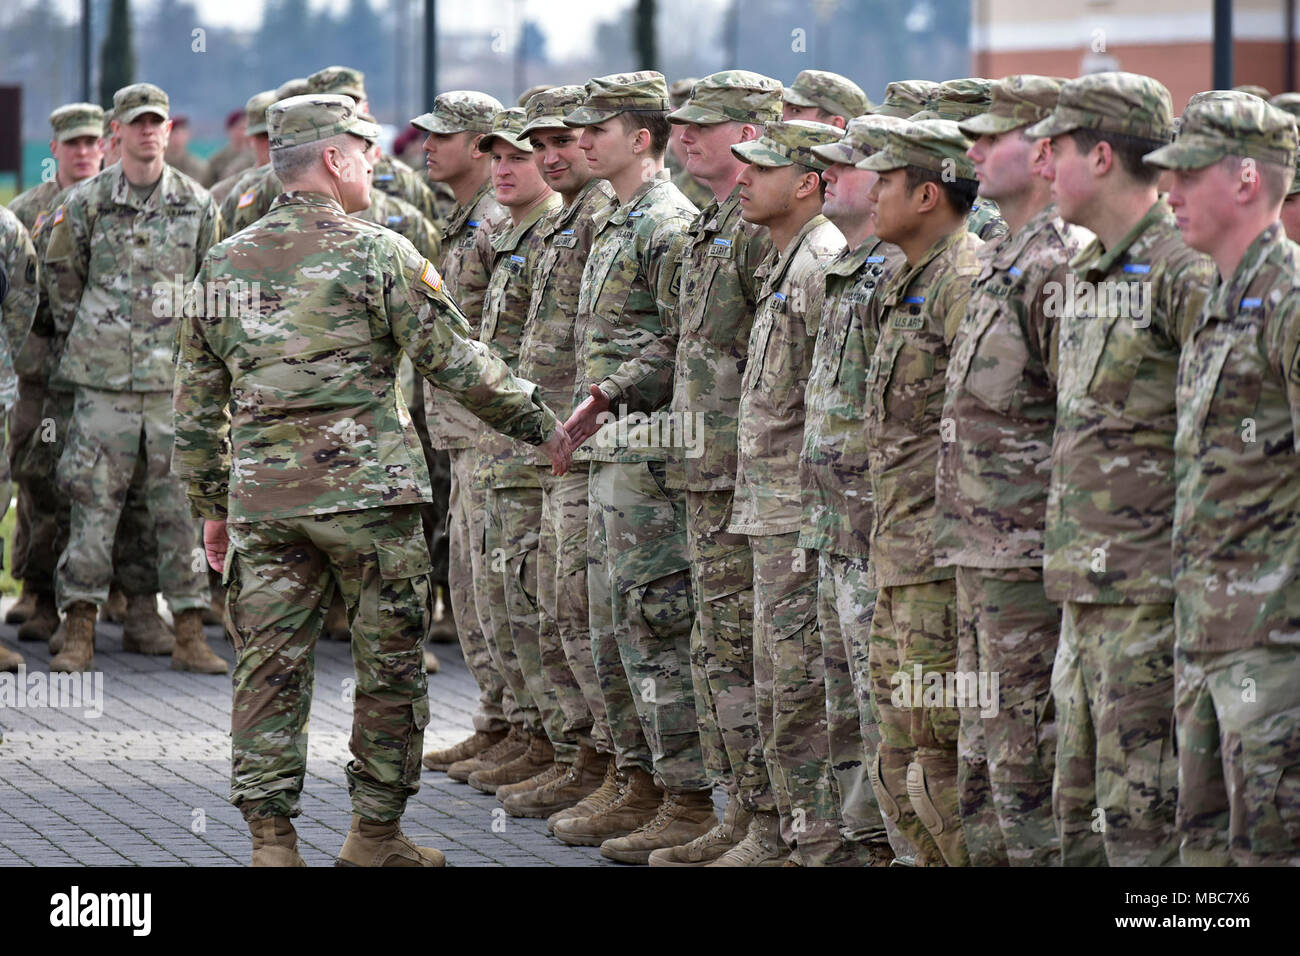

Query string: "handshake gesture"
[540, 383, 612, 476]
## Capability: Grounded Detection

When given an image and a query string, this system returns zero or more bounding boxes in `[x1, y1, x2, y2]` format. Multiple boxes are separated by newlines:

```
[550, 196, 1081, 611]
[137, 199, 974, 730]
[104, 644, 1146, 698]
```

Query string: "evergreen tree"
[99, 0, 135, 109]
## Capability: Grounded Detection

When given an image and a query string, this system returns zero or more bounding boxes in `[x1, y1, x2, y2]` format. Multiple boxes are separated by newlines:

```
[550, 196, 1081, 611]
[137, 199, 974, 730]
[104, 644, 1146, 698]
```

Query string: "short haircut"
[616, 109, 671, 157]
[903, 164, 978, 215]
[1068, 127, 1164, 186]
[272, 132, 354, 183]
[1218, 154, 1294, 207]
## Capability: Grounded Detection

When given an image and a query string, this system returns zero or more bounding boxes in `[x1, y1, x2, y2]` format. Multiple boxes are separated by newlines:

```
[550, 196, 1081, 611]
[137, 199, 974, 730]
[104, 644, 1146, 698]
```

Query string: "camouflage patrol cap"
[959, 75, 1066, 136]
[1144, 91, 1298, 171]
[276, 78, 311, 101]
[411, 91, 504, 135]
[783, 69, 871, 119]
[268, 94, 381, 149]
[667, 70, 783, 126]
[480, 108, 534, 152]
[244, 90, 278, 137]
[731, 119, 843, 171]
[520, 85, 587, 137]
[113, 83, 169, 123]
[669, 78, 698, 109]
[875, 80, 941, 118]
[1234, 84, 1271, 100]
[49, 103, 104, 142]
[517, 84, 552, 108]
[1272, 94, 1300, 195]
[102, 111, 115, 137]
[308, 66, 367, 102]
[564, 71, 670, 126]
[811, 113, 909, 166]
[1025, 71, 1174, 143]
[857, 119, 977, 180]
[910, 77, 993, 121]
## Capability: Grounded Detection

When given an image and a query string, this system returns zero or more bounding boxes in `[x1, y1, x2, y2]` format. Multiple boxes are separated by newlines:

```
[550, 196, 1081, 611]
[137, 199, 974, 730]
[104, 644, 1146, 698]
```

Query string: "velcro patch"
[419, 259, 443, 293]
[52, 205, 64, 226]
[32, 211, 48, 235]
[891, 313, 924, 330]
[553, 234, 578, 248]
[236, 190, 256, 209]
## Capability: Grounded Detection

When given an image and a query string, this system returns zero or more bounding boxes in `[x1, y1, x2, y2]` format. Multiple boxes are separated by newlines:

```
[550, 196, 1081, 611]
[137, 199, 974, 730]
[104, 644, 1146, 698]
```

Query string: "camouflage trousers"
[955, 566, 1060, 867]
[817, 551, 889, 850]
[54, 388, 205, 613]
[1175, 642, 1300, 866]
[537, 466, 603, 759]
[10, 386, 157, 595]
[589, 459, 708, 792]
[1051, 601, 1179, 867]
[750, 534, 842, 865]
[867, 579, 970, 866]
[685, 489, 772, 812]
[403, 354, 449, 603]
[447, 447, 514, 733]
[226, 506, 433, 822]
[488, 483, 581, 759]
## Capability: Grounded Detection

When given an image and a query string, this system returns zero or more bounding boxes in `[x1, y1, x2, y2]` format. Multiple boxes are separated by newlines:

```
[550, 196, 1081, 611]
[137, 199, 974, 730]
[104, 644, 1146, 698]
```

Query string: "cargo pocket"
[770, 583, 822, 712]
[403, 694, 432, 783]
[1241, 705, 1300, 855]
[1116, 679, 1178, 821]
[55, 435, 104, 507]
[373, 531, 435, 648]
[222, 551, 246, 656]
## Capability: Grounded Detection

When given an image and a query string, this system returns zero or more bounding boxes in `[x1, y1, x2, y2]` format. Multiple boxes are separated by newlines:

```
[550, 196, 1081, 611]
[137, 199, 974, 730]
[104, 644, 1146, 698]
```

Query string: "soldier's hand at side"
[542, 424, 574, 476]
[563, 384, 611, 448]
[204, 519, 229, 574]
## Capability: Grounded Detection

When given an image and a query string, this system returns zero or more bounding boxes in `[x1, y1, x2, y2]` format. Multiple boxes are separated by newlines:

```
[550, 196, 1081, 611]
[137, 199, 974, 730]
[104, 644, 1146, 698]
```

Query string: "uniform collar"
[826, 233, 889, 278]
[271, 190, 346, 215]
[1073, 198, 1170, 278]
[758, 213, 829, 292]
[1206, 221, 1285, 321]
[601, 168, 671, 229]
[492, 192, 562, 253]
[447, 180, 495, 235]
[110, 162, 177, 212]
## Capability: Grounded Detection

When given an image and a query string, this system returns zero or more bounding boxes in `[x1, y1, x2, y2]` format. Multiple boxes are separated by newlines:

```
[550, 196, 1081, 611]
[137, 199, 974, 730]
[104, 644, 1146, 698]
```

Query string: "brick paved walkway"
[0, 600, 720, 867]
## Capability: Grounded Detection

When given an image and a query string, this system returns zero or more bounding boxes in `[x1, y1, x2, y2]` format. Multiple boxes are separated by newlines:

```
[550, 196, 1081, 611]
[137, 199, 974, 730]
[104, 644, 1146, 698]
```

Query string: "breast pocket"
[1192, 334, 1262, 442]
[592, 237, 636, 319]
[871, 330, 940, 429]
[682, 252, 726, 335]
[962, 302, 1030, 415]
[1082, 312, 1142, 413]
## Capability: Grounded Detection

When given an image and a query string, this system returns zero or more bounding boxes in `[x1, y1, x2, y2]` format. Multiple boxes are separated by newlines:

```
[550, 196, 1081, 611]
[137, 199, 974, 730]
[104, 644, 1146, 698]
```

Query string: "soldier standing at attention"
[1027, 72, 1215, 866]
[1146, 92, 1300, 866]
[42, 83, 227, 676]
[172, 94, 570, 867]
[781, 70, 870, 130]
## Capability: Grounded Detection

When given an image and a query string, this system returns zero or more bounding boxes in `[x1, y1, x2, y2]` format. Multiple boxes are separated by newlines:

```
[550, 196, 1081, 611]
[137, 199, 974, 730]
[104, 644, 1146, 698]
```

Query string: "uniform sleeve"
[171, 257, 233, 520]
[198, 196, 223, 263]
[387, 243, 558, 446]
[0, 219, 38, 371]
[1030, 259, 1067, 388]
[737, 226, 774, 306]
[40, 196, 90, 340]
[1275, 292, 1300, 451]
[1166, 255, 1216, 347]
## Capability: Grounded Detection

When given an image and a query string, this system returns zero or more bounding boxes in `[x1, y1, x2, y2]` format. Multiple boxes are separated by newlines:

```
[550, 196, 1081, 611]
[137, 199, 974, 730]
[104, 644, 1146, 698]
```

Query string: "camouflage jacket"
[935, 205, 1087, 569]
[519, 177, 616, 420]
[798, 235, 905, 557]
[8, 178, 67, 382]
[43, 162, 221, 392]
[356, 189, 442, 263]
[729, 214, 844, 536]
[423, 181, 508, 450]
[373, 156, 442, 232]
[172, 191, 558, 524]
[601, 185, 772, 490]
[1044, 200, 1214, 605]
[968, 198, 1008, 242]
[1173, 222, 1300, 651]
[672, 166, 714, 213]
[222, 163, 278, 235]
[864, 226, 982, 588]
[576, 170, 695, 465]
[0, 207, 36, 410]
[472, 191, 563, 489]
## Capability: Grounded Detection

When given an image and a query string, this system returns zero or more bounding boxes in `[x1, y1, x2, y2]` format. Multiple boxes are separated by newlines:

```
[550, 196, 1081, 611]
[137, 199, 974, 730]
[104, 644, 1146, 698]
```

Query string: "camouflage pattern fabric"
[1051, 600, 1179, 866]
[967, 198, 1008, 241]
[220, 163, 276, 235]
[356, 188, 442, 263]
[671, 166, 713, 211]
[372, 155, 443, 231]
[226, 505, 433, 822]
[0, 205, 38, 385]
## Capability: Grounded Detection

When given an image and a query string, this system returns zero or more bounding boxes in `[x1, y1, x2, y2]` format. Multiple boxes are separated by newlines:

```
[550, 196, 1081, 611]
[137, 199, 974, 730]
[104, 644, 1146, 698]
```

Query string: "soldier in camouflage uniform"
[498, 87, 619, 820]
[725, 121, 850, 866]
[781, 69, 870, 130]
[857, 120, 985, 866]
[209, 91, 275, 206]
[1026, 73, 1215, 866]
[1145, 93, 1300, 865]
[459, 108, 564, 795]
[553, 73, 716, 863]
[587, 71, 786, 866]
[874, 80, 940, 120]
[1269, 93, 1300, 242]
[410, 91, 523, 776]
[936, 76, 1087, 866]
[800, 114, 911, 867]
[667, 78, 714, 210]
[42, 83, 227, 676]
[171, 95, 569, 867]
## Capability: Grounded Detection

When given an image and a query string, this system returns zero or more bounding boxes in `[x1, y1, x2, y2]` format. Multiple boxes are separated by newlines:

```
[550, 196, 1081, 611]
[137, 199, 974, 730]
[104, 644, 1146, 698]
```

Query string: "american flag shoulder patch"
[419, 259, 443, 293]
[236, 189, 256, 209]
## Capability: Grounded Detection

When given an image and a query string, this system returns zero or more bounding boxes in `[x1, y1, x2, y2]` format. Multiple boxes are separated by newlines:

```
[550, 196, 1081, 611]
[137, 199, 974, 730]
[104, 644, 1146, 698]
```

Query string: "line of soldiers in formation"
[1, 60, 1296, 869]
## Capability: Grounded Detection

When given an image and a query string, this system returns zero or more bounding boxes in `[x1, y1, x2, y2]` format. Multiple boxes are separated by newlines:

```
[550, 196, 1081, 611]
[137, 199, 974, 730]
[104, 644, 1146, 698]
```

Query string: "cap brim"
[347, 117, 383, 143]
[958, 112, 1030, 136]
[411, 113, 464, 134]
[856, 150, 906, 172]
[1023, 112, 1078, 139]
[519, 116, 568, 137]
[562, 106, 621, 127]
[731, 141, 792, 167]
[56, 124, 105, 142]
[811, 141, 865, 165]
[782, 89, 817, 108]
[480, 131, 533, 152]
[872, 104, 914, 119]
[1142, 140, 1220, 170]
[246, 122, 268, 136]
[667, 104, 728, 125]
[117, 106, 169, 124]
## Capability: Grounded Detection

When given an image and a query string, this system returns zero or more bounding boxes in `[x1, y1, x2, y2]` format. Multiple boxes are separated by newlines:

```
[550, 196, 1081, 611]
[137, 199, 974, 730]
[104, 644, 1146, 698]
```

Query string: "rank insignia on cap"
[237, 189, 256, 209]
[419, 259, 443, 292]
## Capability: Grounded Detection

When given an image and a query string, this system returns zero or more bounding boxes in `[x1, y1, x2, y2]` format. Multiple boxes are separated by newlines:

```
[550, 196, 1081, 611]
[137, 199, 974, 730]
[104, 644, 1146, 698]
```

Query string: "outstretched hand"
[542, 424, 575, 476]
[562, 384, 612, 449]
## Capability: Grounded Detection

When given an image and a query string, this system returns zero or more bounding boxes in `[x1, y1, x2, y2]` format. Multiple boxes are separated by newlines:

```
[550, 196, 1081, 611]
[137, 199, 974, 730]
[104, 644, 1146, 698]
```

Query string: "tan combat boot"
[495, 762, 565, 803]
[545, 753, 619, 830]
[335, 815, 445, 867]
[16, 592, 59, 642]
[48, 616, 68, 654]
[100, 588, 127, 624]
[599, 789, 717, 864]
[447, 724, 528, 783]
[467, 732, 554, 794]
[505, 745, 608, 819]
[171, 609, 229, 674]
[121, 594, 176, 655]
[423, 649, 440, 673]
[5, 585, 38, 624]
[648, 793, 751, 866]
[707, 809, 786, 867]
[552, 766, 662, 847]
[248, 816, 307, 867]
[49, 601, 97, 673]
[0, 643, 23, 673]
[324, 593, 350, 641]
[422, 728, 507, 773]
